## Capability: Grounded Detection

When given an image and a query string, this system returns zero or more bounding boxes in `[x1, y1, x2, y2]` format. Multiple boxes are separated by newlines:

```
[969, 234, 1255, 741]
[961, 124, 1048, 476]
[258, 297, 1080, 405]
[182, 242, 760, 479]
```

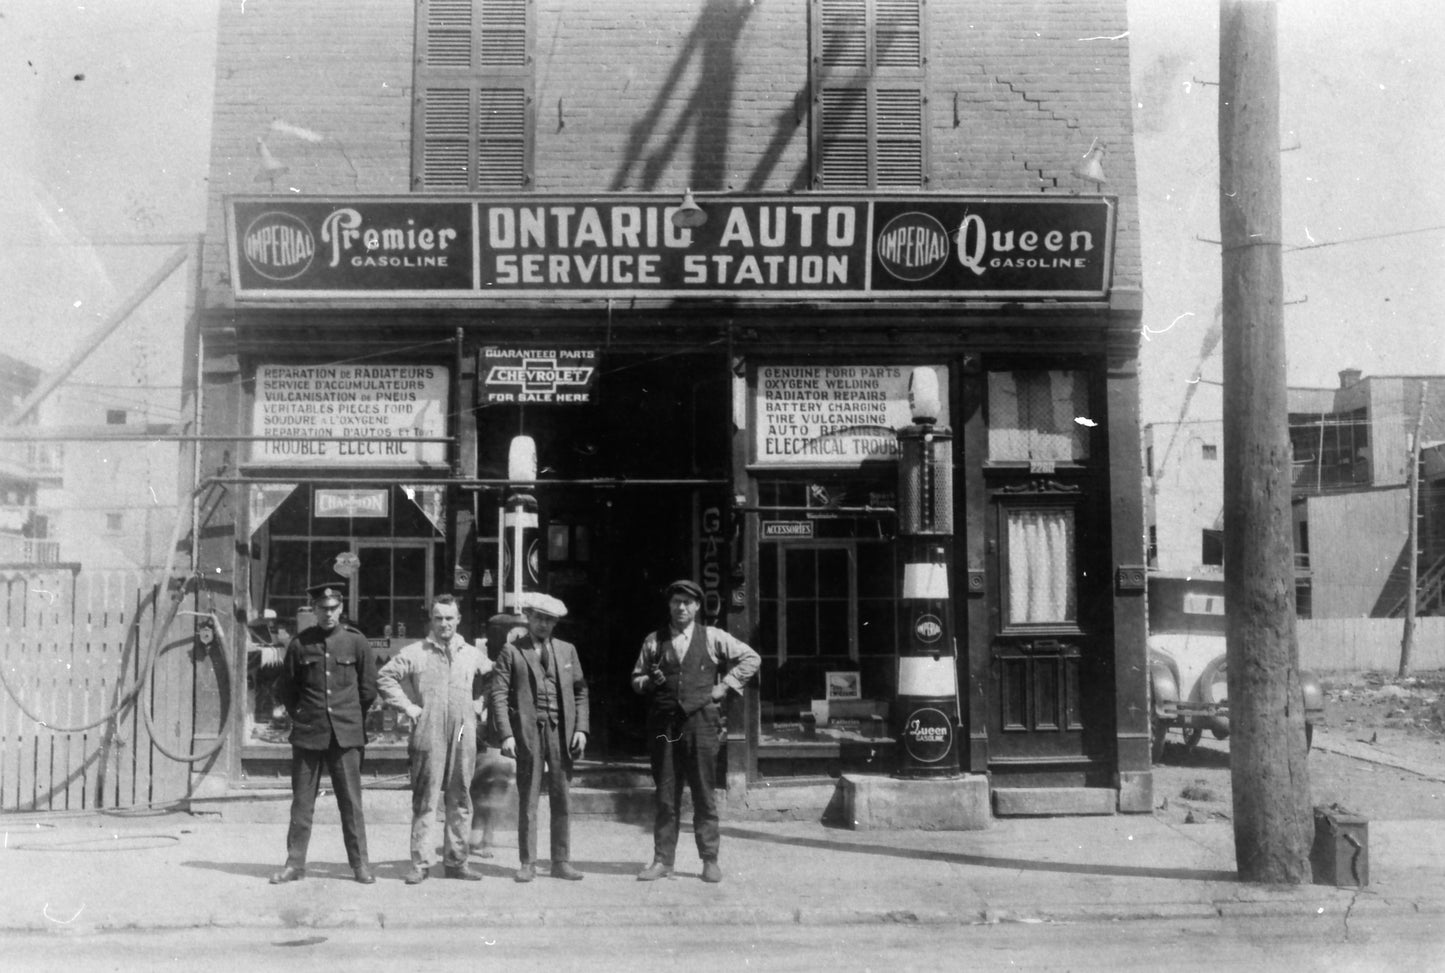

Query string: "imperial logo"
[242, 211, 316, 281]
[913, 613, 943, 644]
[876, 212, 949, 282]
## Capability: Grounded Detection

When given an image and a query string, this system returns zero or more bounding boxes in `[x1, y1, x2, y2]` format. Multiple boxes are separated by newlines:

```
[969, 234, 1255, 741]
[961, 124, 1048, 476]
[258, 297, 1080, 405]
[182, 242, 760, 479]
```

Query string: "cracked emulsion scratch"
[1078, 32, 1130, 41]
[43, 903, 85, 925]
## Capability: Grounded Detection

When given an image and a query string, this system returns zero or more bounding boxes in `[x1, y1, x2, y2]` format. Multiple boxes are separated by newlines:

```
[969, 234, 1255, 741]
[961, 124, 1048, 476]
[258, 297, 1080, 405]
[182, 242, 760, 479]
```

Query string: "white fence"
[1299, 617, 1445, 673]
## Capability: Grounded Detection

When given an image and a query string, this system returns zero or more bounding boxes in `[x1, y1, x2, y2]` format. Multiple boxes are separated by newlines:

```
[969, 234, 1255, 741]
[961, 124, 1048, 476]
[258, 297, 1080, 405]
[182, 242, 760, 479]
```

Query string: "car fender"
[1148, 653, 1180, 720]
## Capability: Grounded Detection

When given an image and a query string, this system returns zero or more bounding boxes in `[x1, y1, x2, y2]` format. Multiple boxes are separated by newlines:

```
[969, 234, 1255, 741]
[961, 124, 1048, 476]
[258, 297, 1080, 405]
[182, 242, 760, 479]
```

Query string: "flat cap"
[665, 579, 704, 602]
[520, 591, 568, 619]
[306, 582, 347, 605]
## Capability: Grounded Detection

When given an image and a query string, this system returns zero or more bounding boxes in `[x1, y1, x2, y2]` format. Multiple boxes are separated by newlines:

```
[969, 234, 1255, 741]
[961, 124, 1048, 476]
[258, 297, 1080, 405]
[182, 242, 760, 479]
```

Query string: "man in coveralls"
[631, 579, 759, 884]
[490, 592, 589, 883]
[270, 582, 378, 885]
[377, 594, 491, 883]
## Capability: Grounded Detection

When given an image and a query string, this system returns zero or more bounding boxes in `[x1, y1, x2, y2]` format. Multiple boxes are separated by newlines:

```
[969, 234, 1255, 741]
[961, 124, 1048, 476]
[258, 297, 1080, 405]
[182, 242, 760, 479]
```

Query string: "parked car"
[1147, 573, 1324, 763]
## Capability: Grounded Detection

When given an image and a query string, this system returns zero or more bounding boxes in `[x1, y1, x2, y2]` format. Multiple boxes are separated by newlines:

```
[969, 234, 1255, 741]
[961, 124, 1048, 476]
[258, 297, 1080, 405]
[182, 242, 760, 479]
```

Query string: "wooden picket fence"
[0, 568, 193, 811]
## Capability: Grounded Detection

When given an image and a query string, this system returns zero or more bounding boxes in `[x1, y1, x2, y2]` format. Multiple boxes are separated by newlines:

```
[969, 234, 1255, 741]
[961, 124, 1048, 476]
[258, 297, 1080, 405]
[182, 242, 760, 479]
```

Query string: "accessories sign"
[228, 195, 1114, 301]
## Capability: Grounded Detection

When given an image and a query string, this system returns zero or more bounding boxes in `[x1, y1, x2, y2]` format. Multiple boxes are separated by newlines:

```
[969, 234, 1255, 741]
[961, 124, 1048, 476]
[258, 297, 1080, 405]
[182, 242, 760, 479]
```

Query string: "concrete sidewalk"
[2, 802, 1441, 934]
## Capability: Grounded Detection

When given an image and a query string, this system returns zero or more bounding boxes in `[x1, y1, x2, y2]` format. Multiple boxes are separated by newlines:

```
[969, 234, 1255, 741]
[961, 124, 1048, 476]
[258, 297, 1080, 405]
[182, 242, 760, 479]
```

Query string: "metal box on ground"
[1311, 804, 1368, 887]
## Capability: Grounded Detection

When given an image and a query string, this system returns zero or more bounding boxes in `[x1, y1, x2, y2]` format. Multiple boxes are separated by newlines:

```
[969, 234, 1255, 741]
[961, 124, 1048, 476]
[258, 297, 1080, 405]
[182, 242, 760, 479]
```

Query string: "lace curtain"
[1006, 507, 1076, 624]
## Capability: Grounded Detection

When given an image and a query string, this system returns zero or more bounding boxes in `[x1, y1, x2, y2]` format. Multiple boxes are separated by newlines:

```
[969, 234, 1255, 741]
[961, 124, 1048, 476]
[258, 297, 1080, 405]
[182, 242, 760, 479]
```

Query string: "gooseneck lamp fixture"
[1072, 139, 1107, 187]
[670, 188, 708, 229]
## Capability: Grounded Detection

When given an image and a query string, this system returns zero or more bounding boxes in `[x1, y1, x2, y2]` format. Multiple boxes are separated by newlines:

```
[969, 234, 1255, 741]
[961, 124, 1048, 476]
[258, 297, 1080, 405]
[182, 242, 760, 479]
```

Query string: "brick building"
[195, 0, 1148, 813]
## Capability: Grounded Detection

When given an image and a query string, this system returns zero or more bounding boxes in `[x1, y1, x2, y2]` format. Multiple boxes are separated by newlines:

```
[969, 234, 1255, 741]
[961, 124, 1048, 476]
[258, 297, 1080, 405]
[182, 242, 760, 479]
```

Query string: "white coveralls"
[377, 634, 491, 869]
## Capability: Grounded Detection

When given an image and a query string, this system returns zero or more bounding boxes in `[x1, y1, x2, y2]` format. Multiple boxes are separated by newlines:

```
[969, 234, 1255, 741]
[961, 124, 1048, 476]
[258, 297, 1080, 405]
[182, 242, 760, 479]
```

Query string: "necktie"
[539, 641, 552, 674]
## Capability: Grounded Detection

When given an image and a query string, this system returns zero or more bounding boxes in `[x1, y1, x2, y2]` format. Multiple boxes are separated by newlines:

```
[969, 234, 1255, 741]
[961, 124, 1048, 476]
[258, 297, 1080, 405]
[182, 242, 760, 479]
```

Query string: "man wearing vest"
[490, 592, 590, 883]
[631, 579, 760, 883]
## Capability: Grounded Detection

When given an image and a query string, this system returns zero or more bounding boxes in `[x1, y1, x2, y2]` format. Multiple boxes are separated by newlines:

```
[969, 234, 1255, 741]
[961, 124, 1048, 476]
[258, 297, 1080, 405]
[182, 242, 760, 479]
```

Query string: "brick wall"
[201, 0, 1139, 305]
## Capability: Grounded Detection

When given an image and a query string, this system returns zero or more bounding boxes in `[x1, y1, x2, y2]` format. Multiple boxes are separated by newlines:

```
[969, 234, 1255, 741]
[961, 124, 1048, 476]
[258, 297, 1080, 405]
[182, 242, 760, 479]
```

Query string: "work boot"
[701, 860, 723, 883]
[269, 865, 305, 884]
[550, 861, 584, 881]
[444, 863, 483, 881]
[353, 864, 376, 885]
[636, 861, 673, 881]
[514, 862, 536, 883]
[404, 864, 430, 885]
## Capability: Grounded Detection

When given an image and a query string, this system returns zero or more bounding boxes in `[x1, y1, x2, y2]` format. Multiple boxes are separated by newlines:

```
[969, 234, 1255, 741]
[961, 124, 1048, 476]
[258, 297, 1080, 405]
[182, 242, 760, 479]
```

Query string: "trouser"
[515, 720, 571, 864]
[648, 704, 720, 866]
[408, 722, 476, 868]
[285, 741, 368, 869]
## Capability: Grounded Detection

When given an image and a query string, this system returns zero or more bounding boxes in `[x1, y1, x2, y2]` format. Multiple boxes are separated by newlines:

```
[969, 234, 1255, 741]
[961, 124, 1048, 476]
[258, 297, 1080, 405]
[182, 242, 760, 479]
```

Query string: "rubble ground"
[1152, 669, 1445, 826]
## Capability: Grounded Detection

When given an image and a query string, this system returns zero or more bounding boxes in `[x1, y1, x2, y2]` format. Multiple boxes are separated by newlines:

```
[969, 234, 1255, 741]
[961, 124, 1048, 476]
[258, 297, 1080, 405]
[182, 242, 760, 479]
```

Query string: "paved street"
[7, 914, 1439, 972]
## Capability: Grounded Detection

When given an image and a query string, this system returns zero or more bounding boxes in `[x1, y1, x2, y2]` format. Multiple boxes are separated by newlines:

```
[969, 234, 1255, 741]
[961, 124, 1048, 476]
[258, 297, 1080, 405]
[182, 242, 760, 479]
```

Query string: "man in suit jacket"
[490, 592, 589, 882]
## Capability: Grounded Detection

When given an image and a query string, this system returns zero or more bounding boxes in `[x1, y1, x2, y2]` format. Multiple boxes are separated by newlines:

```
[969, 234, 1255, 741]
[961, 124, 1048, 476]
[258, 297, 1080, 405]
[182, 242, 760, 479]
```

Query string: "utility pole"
[1399, 382, 1427, 678]
[1219, 0, 1312, 883]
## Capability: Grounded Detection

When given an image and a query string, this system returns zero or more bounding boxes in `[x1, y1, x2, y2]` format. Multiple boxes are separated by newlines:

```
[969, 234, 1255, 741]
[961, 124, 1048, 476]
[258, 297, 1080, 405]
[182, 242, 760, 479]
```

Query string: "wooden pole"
[1219, 0, 1312, 884]
[1399, 382, 1427, 677]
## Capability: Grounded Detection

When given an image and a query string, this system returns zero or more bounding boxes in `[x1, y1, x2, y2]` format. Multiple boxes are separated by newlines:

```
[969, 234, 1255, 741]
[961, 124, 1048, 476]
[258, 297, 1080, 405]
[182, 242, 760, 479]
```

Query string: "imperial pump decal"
[227, 195, 1114, 301]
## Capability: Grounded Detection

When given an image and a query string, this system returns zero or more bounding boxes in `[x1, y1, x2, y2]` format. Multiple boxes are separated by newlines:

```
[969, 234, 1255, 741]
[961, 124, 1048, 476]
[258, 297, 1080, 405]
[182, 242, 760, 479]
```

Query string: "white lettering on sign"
[753, 365, 949, 467]
[250, 364, 449, 468]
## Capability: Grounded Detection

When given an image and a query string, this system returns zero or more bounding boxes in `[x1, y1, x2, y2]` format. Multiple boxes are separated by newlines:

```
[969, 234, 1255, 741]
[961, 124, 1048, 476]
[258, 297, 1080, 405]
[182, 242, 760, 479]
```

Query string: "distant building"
[1146, 368, 1445, 618]
[0, 354, 62, 567]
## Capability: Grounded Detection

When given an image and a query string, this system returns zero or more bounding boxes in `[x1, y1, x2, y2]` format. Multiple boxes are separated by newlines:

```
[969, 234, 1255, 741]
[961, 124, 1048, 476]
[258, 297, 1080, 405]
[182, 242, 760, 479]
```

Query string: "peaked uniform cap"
[307, 582, 348, 605]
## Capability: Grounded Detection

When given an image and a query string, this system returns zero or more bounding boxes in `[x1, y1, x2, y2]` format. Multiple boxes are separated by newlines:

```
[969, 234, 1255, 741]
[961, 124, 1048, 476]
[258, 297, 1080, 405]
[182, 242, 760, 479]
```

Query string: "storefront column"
[958, 358, 991, 774]
[1107, 316, 1152, 812]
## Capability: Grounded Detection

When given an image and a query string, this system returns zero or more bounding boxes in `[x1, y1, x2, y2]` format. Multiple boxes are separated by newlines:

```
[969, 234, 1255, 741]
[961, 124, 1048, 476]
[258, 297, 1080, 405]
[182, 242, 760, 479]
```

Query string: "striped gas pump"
[894, 368, 962, 778]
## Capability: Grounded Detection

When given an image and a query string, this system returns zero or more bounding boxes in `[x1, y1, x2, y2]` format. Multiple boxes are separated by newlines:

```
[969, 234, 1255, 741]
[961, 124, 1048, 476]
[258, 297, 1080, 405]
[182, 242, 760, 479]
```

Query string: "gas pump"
[501, 435, 541, 613]
[894, 367, 962, 778]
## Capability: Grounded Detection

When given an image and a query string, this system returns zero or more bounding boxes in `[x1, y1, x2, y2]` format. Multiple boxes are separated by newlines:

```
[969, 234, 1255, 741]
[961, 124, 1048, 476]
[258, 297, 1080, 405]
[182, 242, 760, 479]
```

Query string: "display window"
[245, 483, 444, 748]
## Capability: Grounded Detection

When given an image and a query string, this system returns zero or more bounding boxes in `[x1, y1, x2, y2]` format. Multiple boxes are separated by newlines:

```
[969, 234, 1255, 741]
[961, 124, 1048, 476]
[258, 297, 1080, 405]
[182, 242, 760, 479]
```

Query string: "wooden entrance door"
[980, 368, 1114, 786]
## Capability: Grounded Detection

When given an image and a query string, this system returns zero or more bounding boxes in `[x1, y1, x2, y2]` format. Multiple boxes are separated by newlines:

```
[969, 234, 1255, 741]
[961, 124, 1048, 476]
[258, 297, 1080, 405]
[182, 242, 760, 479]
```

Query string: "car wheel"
[1151, 718, 1168, 764]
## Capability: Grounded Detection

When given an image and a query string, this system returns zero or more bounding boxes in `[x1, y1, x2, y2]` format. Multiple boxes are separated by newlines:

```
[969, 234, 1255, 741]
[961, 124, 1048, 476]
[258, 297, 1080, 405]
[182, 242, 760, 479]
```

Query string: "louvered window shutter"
[414, 0, 533, 192]
[813, 0, 925, 189]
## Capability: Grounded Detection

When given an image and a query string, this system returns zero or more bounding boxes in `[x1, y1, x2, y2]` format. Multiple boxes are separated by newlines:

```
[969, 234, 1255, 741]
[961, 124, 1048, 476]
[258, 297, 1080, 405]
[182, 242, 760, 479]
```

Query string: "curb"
[11, 894, 1445, 935]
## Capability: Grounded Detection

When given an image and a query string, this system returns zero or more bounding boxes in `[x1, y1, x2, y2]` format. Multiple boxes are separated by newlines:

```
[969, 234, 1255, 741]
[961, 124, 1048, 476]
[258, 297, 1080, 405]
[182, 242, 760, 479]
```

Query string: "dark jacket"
[278, 623, 377, 750]
[489, 635, 589, 766]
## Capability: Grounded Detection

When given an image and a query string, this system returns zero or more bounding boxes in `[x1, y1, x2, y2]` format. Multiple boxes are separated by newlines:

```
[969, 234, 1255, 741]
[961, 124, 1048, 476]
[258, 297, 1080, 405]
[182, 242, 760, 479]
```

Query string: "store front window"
[246, 483, 444, 748]
[754, 475, 897, 767]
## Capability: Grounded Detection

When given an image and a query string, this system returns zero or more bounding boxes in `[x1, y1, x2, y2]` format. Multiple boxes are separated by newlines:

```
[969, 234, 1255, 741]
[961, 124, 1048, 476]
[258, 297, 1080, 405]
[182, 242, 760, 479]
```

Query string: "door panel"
[986, 496, 1110, 780]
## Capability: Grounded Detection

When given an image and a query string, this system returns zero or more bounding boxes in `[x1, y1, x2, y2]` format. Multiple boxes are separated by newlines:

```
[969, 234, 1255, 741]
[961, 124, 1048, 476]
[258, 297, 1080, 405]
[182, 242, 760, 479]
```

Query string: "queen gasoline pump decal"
[902, 707, 954, 763]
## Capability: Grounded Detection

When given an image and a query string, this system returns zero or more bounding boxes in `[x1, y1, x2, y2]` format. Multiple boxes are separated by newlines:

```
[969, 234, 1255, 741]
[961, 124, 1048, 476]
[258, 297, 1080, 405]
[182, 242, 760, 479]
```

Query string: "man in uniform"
[377, 594, 490, 884]
[631, 579, 759, 884]
[490, 592, 589, 883]
[270, 582, 378, 884]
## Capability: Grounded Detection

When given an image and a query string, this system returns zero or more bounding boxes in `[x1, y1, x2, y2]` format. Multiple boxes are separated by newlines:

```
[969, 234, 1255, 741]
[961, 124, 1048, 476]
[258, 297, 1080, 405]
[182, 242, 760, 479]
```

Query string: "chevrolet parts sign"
[481, 347, 597, 404]
[228, 194, 1115, 301]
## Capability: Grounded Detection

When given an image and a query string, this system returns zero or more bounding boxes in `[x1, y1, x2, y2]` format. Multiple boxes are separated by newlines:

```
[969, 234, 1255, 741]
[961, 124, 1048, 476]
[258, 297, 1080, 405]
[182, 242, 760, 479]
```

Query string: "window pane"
[785, 548, 817, 597]
[1005, 508, 1076, 624]
[988, 370, 1090, 461]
